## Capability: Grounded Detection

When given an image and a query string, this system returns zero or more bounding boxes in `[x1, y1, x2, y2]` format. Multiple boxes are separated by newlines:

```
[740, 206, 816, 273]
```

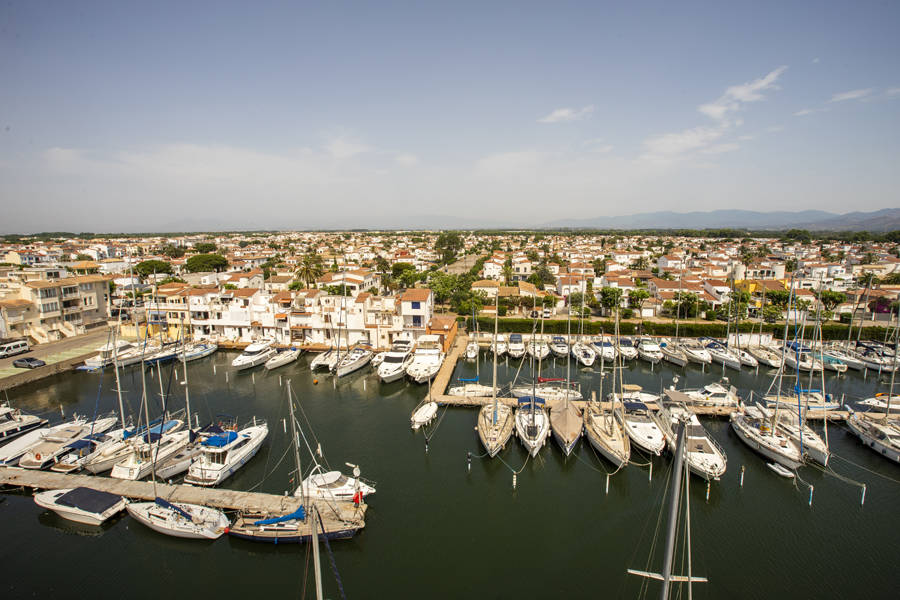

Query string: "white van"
[0, 340, 30, 358]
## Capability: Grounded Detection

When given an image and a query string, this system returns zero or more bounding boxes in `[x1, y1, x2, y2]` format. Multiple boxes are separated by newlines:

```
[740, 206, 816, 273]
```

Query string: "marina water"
[1, 351, 898, 598]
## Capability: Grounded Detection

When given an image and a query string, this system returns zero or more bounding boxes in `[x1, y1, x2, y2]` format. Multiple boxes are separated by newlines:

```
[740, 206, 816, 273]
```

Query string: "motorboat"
[665, 380, 741, 409]
[180, 341, 218, 362]
[334, 346, 373, 378]
[659, 338, 688, 367]
[0, 428, 53, 466]
[736, 348, 759, 368]
[265, 347, 302, 370]
[549, 336, 569, 358]
[465, 338, 479, 360]
[680, 339, 712, 365]
[126, 498, 230, 539]
[377, 340, 414, 383]
[490, 334, 508, 357]
[592, 337, 617, 362]
[83, 340, 138, 369]
[51, 429, 127, 474]
[310, 349, 339, 371]
[507, 334, 526, 359]
[34, 487, 127, 526]
[526, 338, 551, 361]
[405, 335, 445, 383]
[658, 403, 727, 480]
[617, 337, 638, 361]
[411, 401, 439, 429]
[370, 352, 385, 368]
[856, 394, 900, 414]
[231, 341, 276, 370]
[570, 341, 596, 367]
[0, 403, 47, 443]
[637, 337, 663, 364]
[110, 429, 191, 480]
[297, 464, 376, 501]
[821, 345, 865, 371]
[514, 396, 550, 457]
[184, 420, 268, 486]
[83, 418, 183, 474]
[18, 416, 117, 470]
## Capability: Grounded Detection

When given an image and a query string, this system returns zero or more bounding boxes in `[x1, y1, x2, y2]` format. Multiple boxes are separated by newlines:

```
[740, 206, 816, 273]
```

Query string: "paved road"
[0, 327, 111, 377]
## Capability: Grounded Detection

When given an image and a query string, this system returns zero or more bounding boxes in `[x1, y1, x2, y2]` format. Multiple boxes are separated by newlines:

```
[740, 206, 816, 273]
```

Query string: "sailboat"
[549, 295, 582, 456]
[477, 292, 515, 457]
[583, 310, 630, 468]
[228, 380, 367, 543]
[658, 401, 727, 480]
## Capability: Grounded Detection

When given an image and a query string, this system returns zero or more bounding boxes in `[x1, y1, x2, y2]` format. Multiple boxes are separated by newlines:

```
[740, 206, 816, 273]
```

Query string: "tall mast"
[180, 316, 192, 428]
[659, 423, 687, 600]
[112, 315, 127, 432]
[565, 294, 571, 406]
[772, 275, 795, 429]
[885, 309, 899, 423]
[491, 289, 499, 424]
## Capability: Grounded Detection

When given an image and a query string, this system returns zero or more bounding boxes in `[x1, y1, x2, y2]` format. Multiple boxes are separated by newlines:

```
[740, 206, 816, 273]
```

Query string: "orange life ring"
[35, 453, 42, 461]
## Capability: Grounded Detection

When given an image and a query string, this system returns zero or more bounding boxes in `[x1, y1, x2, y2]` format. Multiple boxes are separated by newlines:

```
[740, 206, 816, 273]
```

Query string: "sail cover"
[253, 506, 306, 525]
[203, 431, 238, 447]
[155, 497, 192, 520]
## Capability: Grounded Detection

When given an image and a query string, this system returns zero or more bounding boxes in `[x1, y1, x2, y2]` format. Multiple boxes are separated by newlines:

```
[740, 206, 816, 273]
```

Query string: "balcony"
[61, 287, 79, 298]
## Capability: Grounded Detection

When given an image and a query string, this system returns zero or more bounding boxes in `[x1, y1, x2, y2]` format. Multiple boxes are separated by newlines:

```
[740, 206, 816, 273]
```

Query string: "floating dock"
[0, 467, 366, 521]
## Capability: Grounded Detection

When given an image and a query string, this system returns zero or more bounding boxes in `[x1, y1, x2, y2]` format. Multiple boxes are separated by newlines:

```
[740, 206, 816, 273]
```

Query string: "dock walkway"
[0, 467, 301, 515]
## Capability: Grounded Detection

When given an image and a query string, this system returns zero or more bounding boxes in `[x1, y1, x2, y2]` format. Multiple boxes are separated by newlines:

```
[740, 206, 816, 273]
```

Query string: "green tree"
[428, 271, 458, 309]
[185, 253, 228, 273]
[762, 305, 781, 323]
[161, 244, 185, 258]
[860, 252, 876, 265]
[134, 259, 173, 277]
[194, 242, 217, 253]
[75, 253, 93, 261]
[238, 240, 251, 248]
[765, 289, 791, 307]
[628, 289, 650, 321]
[599, 286, 624, 314]
[818, 290, 847, 311]
[784, 258, 798, 273]
[391, 262, 416, 279]
[295, 253, 324, 287]
[434, 231, 464, 265]
[374, 256, 390, 273]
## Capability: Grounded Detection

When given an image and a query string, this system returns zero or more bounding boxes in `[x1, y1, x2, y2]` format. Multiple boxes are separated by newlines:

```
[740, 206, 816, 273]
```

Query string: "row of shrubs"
[461, 316, 890, 341]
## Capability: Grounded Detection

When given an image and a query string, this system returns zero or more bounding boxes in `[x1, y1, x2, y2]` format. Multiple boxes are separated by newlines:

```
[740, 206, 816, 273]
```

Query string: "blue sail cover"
[155, 497, 192, 520]
[203, 431, 238, 447]
[517, 396, 546, 406]
[623, 401, 648, 411]
[253, 505, 306, 526]
[457, 377, 479, 382]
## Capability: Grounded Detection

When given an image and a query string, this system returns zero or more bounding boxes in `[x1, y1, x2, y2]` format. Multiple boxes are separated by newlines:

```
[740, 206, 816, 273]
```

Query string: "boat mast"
[772, 275, 796, 430]
[565, 294, 572, 406]
[492, 289, 499, 425]
[180, 316, 192, 428]
[885, 314, 899, 423]
[659, 422, 686, 600]
[112, 315, 127, 432]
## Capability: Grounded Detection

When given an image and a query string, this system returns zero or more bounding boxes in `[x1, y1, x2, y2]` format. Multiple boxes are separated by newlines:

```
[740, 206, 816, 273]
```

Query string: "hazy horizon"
[2, 1, 899, 232]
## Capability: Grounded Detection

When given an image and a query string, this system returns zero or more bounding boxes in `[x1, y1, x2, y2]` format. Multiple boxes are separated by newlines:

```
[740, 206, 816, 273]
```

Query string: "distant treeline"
[464, 316, 892, 341]
[0, 230, 278, 243]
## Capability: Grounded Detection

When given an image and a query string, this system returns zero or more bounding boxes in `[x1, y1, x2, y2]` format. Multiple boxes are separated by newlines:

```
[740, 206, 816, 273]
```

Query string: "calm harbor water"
[1, 349, 899, 599]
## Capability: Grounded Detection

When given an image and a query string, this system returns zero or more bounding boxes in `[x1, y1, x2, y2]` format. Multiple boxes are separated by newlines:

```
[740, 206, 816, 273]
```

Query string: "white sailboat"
[310, 349, 339, 371]
[583, 312, 630, 469]
[333, 345, 373, 377]
[477, 292, 515, 457]
[658, 402, 727, 480]
[265, 347, 302, 370]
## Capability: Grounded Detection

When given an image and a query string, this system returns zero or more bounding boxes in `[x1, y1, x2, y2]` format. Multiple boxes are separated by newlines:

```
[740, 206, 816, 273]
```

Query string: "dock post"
[740, 465, 745, 487]
[213, 364, 217, 375]
[808, 485, 814, 507]
[649, 461, 652, 483]
[605, 473, 610, 495]
[252, 372, 255, 384]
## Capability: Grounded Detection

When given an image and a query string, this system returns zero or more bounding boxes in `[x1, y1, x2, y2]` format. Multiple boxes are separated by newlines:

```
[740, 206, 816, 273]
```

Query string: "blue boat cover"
[58, 487, 122, 513]
[203, 431, 238, 447]
[623, 401, 648, 411]
[509, 334, 522, 342]
[253, 505, 306, 526]
[517, 396, 546, 405]
[457, 377, 479, 382]
[155, 497, 192, 520]
[141, 432, 162, 444]
[199, 423, 225, 435]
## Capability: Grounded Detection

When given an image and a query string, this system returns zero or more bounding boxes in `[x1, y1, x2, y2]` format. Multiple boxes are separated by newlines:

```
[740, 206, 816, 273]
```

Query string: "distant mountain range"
[543, 208, 900, 232]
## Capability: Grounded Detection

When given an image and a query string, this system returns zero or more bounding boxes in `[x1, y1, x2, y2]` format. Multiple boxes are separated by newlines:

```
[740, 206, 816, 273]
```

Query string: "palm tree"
[295, 253, 324, 287]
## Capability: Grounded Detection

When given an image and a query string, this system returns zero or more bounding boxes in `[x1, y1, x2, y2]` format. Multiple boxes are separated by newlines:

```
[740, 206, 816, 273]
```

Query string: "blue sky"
[1, 1, 898, 232]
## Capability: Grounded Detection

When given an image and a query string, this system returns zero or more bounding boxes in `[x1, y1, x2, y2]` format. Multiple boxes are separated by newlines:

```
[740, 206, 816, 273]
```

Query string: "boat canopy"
[517, 396, 546, 405]
[509, 334, 523, 342]
[203, 431, 238, 447]
[57, 487, 122, 514]
[63, 435, 103, 450]
[155, 497, 192, 520]
[623, 401, 649, 412]
[252, 505, 307, 526]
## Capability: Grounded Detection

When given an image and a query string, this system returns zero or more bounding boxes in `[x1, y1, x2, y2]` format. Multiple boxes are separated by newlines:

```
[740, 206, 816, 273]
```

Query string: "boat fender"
[35, 453, 41, 461]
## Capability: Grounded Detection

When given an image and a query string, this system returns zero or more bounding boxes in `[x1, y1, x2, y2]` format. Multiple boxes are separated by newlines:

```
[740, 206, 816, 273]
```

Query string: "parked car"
[542, 308, 552, 319]
[0, 339, 30, 358]
[13, 357, 45, 369]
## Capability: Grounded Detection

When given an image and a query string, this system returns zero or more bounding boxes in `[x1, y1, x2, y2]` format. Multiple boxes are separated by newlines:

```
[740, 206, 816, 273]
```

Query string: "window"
[411, 301, 421, 309]
[40, 288, 57, 299]
[412, 315, 422, 327]
[41, 302, 59, 313]
[79, 283, 92, 292]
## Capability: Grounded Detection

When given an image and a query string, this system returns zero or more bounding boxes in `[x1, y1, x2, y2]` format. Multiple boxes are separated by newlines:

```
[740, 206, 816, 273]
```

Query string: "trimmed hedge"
[465, 317, 888, 341]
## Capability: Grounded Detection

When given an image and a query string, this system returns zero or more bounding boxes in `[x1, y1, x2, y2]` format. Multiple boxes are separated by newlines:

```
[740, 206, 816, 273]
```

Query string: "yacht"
[617, 336, 638, 360]
[511, 380, 582, 402]
[592, 337, 617, 362]
[856, 394, 900, 414]
[637, 337, 663, 364]
[180, 341, 218, 362]
[611, 389, 667, 455]
[514, 396, 550, 457]
[184, 420, 268, 486]
[583, 396, 630, 468]
[746, 345, 782, 368]
[231, 341, 276, 370]
[377, 340, 414, 383]
[405, 335, 445, 383]
[680, 339, 713, 365]
[490, 334, 508, 357]
[703, 339, 741, 370]
[110, 430, 191, 480]
[570, 341, 596, 367]
[33, 487, 127, 526]
[264, 347, 302, 370]
[821, 344, 864, 371]
[0, 403, 47, 443]
[781, 342, 823, 372]
[658, 403, 727, 480]
[757, 404, 830, 466]
[334, 346, 373, 378]
[526, 338, 551, 361]
[665, 380, 741, 409]
[659, 338, 688, 367]
[83, 417, 183, 474]
[549, 336, 569, 358]
[297, 464, 376, 501]
[465, 338, 479, 360]
[18, 416, 117, 470]
[845, 408, 900, 464]
[736, 348, 759, 368]
[447, 382, 495, 397]
[507, 334, 526, 359]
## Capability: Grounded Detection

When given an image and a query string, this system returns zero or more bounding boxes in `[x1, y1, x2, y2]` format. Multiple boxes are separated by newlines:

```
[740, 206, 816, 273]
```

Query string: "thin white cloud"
[641, 66, 787, 162]
[812, 57, 820, 64]
[829, 88, 874, 103]
[325, 136, 371, 159]
[698, 66, 788, 123]
[537, 105, 594, 123]
[582, 138, 613, 153]
[395, 153, 419, 167]
[767, 125, 784, 133]
[794, 108, 816, 116]
[886, 87, 900, 97]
